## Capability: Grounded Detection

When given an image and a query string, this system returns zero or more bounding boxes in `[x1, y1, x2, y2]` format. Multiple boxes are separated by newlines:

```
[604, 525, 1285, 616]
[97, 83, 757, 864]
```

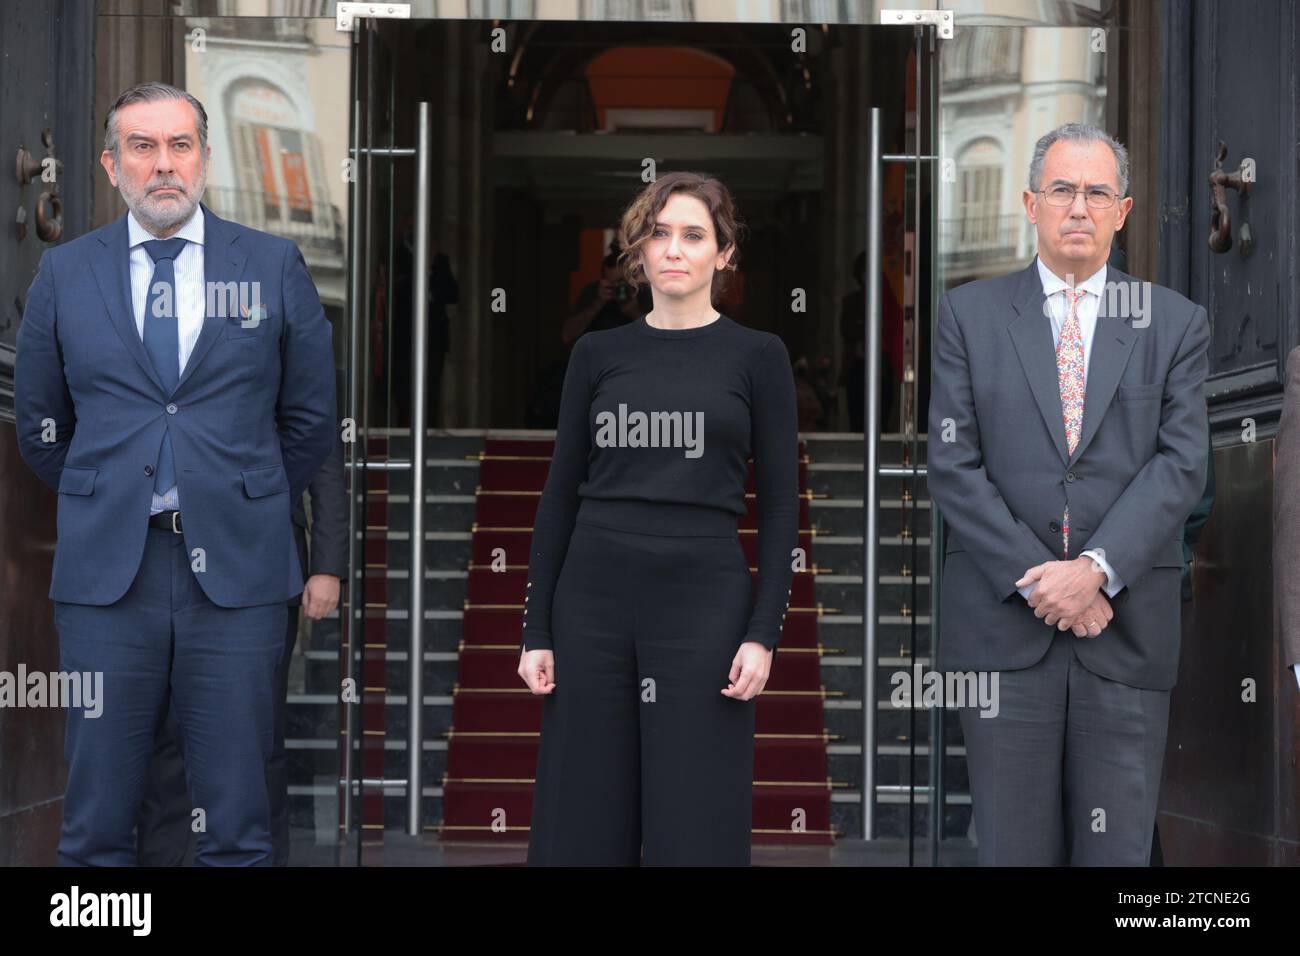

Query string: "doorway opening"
[335, 17, 940, 865]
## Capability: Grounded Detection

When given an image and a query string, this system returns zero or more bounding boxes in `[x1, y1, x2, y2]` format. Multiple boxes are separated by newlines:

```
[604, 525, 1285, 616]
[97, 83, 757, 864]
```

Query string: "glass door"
[331, 2, 950, 866]
[864, 22, 940, 865]
[343, 12, 441, 865]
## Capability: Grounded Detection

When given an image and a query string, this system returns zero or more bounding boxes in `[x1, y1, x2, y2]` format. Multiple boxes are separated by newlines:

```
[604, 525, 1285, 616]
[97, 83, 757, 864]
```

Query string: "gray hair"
[104, 81, 208, 159]
[1028, 122, 1129, 198]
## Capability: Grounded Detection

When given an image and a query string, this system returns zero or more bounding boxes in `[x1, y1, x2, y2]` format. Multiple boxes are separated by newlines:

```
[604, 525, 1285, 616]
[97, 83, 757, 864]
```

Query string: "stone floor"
[285, 831, 980, 867]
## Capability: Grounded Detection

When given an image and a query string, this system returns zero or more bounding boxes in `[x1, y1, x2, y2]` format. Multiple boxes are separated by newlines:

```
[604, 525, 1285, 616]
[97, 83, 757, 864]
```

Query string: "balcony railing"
[204, 186, 344, 258]
[939, 213, 1022, 261]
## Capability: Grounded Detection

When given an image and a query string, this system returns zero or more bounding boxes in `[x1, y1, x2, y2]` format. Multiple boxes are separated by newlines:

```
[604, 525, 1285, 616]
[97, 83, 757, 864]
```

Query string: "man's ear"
[1113, 196, 1134, 232]
[99, 151, 118, 187]
[1022, 188, 1038, 225]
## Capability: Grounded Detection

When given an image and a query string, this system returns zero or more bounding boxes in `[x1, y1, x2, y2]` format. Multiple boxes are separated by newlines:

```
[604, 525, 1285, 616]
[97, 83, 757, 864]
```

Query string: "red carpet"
[440, 436, 834, 845]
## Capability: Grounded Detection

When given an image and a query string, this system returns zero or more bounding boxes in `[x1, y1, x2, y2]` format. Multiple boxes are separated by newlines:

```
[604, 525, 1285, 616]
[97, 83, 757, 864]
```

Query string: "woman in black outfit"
[518, 172, 800, 865]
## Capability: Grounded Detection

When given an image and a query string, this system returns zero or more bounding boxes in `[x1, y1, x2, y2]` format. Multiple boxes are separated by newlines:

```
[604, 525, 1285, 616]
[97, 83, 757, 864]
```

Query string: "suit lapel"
[1008, 258, 1141, 467]
[91, 212, 166, 395]
[1008, 260, 1070, 465]
[1068, 269, 1138, 465]
[91, 202, 249, 398]
[175, 202, 248, 394]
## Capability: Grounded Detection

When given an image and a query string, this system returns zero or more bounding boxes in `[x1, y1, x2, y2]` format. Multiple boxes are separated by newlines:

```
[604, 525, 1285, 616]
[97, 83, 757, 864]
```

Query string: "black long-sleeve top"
[521, 313, 800, 653]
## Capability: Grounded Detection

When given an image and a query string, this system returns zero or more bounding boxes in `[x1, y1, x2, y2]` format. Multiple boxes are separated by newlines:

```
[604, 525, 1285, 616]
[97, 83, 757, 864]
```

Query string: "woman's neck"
[644, 307, 721, 330]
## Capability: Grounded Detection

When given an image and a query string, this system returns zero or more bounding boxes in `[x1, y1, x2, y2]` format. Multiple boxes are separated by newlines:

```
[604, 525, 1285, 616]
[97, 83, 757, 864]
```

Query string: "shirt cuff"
[1081, 549, 1123, 598]
[1293, 663, 1300, 691]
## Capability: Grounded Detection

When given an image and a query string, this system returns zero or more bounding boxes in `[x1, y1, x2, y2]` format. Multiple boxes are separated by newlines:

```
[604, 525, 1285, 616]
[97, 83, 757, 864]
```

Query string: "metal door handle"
[1208, 141, 1254, 255]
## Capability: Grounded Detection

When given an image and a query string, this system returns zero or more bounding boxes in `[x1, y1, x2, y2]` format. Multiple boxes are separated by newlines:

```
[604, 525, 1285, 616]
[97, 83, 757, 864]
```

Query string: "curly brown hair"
[615, 171, 746, 303]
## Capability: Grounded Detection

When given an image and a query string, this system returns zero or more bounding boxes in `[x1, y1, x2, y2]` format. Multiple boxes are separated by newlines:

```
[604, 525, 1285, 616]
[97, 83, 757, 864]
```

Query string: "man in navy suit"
[14, 81, 336, 865]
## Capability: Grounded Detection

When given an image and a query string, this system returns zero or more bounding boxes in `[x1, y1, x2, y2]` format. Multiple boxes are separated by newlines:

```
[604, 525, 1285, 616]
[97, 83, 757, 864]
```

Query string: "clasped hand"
[1016, 557, 1113, 639]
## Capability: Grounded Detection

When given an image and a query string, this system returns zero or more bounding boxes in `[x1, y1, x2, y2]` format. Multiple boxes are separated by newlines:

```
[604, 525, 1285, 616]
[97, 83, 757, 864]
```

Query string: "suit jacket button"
[145, 464, 155, 476]
[166, 403, 178, 414]
[1065, 471, 1075, 482]
[1049, 520, 1060, 532]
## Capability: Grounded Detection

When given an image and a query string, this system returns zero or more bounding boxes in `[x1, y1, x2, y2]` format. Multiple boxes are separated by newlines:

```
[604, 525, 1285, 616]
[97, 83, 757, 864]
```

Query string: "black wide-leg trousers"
[526, 516, 756, 866]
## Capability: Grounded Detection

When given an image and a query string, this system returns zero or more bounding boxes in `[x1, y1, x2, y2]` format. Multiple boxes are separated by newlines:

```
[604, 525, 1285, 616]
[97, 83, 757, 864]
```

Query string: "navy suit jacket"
[290, 431, 348, 607]
[14, 202, 337, 607]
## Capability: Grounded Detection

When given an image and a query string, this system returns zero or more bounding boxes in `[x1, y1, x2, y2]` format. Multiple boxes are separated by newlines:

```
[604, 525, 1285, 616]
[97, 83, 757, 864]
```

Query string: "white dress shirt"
[1018, 256, 1123, 604]
[127, 204, 207, 515]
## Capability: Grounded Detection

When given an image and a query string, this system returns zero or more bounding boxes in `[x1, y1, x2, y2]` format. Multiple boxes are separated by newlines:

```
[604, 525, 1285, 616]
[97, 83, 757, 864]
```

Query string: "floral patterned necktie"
[1057, 288, 1086, 556]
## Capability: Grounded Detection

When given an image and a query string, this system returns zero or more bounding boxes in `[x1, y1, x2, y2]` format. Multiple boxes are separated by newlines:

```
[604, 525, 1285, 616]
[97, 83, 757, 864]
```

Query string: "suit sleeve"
[1085, 304, 1210, 588]
[1273, 346, 1300, 671]
[306, 432, 349, 578]
[277, 241, 337, 503]
[927, 290, 1060, 601]
[14, 250, 75, 492]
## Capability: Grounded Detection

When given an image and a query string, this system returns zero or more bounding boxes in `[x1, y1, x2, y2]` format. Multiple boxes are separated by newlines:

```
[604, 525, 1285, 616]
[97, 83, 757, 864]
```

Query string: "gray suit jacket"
[1270, 346, 1300, 671]
[929, 257, 1210, 690]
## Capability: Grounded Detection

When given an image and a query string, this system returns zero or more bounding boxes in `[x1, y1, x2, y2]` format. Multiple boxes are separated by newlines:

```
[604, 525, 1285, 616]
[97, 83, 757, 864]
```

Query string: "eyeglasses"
[1040, 185, 1121, 209]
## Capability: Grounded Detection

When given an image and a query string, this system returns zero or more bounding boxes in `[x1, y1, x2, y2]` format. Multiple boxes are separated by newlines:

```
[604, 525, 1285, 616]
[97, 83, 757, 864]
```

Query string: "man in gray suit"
[928, 123, 1210, 865]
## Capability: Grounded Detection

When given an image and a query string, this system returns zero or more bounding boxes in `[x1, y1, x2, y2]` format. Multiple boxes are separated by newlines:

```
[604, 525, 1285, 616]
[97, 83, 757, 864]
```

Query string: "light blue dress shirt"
[127, 205, 206, 515]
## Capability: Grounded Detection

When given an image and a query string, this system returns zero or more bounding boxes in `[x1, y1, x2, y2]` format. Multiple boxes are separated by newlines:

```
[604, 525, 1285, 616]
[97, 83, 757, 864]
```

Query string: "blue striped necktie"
[141, 237, 188, 496]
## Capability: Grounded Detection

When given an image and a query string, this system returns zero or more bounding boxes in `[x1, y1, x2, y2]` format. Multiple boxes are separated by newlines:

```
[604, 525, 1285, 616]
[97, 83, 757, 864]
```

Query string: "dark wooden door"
[0, 0, 96, 865]
[1157, 0, 1299, 866]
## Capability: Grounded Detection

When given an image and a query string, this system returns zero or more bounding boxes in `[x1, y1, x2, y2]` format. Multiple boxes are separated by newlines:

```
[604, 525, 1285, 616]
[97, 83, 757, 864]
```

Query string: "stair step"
[292, 428, 960, 846]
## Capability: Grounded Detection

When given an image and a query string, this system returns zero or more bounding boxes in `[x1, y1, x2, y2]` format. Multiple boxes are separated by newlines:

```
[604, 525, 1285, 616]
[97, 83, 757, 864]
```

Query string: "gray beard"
[116, 159, 206, 235]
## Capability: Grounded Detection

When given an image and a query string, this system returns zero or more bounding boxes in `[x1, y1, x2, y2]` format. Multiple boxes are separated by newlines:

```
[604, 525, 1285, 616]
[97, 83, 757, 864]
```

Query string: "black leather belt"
[149, 510, 183, 533]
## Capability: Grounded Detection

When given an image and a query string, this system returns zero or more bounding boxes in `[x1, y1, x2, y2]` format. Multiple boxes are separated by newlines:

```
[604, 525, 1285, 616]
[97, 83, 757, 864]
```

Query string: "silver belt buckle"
[171, 511, 181, 534]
